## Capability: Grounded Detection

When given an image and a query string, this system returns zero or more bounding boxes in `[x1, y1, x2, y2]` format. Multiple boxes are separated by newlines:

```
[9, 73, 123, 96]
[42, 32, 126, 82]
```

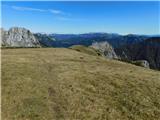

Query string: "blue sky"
[1, 1, 160, 34]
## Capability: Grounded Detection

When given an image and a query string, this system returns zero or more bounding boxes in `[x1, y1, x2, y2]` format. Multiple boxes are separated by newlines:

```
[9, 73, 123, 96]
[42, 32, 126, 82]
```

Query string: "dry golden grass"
[2, 48, 160, 120]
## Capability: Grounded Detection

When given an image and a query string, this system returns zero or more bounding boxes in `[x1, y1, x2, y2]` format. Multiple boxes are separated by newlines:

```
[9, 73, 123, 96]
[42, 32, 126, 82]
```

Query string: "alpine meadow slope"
[2, 48, 160, 120]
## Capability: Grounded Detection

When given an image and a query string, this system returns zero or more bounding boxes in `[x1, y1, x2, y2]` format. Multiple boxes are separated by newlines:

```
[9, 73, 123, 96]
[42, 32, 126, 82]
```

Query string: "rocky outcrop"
[132, 60, 150, 68]
[91, 41, 118, 59]
[1, 27, 40, 47]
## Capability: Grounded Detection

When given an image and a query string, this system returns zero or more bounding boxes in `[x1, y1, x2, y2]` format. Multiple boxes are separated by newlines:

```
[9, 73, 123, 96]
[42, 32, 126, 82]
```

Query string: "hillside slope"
[2, 48, 160, 120]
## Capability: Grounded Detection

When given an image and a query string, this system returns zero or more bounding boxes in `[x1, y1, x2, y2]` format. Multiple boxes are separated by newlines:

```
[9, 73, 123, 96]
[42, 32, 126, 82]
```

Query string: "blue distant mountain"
[35, 33, 149, 48]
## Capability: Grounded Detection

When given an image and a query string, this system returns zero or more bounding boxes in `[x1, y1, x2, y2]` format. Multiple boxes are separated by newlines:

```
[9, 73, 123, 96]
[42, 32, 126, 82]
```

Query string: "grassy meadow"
[2, 48, 160, 120]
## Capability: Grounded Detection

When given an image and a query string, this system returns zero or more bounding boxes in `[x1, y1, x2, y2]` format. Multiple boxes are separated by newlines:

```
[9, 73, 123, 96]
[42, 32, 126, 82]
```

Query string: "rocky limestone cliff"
[1, 27, 40, 47]
[91, 41, 118, 59]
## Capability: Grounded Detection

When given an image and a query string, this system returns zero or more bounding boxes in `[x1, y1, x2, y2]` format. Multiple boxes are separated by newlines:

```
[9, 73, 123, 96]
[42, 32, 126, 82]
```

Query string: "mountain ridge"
[1, 27, 160, 70]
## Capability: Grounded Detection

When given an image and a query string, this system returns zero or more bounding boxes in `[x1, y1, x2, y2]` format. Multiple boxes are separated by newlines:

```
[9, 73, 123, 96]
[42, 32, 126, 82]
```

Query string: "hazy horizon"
[2, 1, 159, 35]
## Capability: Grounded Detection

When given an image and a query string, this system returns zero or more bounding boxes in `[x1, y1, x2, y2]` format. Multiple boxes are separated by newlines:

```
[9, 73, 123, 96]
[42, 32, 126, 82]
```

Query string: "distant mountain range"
[1, 27, 160, 70]
[39, 33, 148, 48]
[1, 27, 150, 48]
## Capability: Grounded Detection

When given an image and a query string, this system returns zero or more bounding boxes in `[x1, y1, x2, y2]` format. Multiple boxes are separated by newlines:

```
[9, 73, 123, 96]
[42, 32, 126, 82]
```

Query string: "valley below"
[2, 48, 160, 120]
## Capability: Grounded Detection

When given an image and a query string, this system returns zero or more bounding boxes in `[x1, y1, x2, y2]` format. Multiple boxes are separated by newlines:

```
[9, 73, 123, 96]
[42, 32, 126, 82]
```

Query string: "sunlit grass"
[2, 48, 160, 120]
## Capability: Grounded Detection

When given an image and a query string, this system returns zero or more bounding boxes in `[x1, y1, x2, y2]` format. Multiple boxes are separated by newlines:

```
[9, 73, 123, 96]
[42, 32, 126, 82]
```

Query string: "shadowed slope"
[70, 45, 102, 56]
[115, 37, 160, 70]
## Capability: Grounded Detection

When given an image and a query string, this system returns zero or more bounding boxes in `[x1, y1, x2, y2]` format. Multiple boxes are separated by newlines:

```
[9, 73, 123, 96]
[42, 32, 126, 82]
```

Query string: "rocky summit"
[1, 27, 40, 47]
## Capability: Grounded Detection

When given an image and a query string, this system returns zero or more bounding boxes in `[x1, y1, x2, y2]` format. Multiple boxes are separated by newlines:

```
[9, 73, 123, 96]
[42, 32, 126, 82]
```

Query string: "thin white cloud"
[49, 9, 63, 14]
[11, 6, 84, 22]
[12, 6, 69, 15]
[12, 6, 46, 12]
[49, 9, 71, 16]
[56, 16, 86, 21]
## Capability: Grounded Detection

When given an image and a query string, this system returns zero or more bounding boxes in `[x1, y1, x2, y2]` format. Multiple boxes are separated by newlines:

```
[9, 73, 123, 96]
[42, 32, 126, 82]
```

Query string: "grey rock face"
[132, 60, 150, 68]
[1, 27, 40, 47]
[91, 41, 118, 59]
